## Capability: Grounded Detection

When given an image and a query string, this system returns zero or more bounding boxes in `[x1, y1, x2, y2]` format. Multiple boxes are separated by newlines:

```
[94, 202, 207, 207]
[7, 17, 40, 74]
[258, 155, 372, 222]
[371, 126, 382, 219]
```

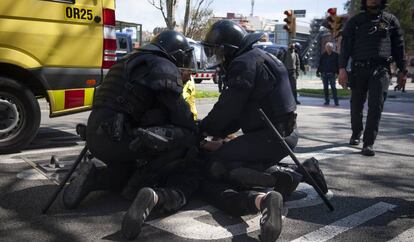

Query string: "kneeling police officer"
[62, 30, 200, 239]
[197, 20, 329, 242]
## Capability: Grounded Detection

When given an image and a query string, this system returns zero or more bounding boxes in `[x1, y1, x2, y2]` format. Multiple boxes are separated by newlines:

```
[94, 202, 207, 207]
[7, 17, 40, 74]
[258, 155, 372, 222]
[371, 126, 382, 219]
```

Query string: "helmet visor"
[202, 42, 225, 69]
[172, 47, 196, 69]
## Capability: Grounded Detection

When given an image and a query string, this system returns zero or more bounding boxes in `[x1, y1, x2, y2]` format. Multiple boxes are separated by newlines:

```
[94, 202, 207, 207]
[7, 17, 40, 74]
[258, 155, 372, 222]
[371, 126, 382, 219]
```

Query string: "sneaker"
[324, 102, 329, 105]
[259, 191, 283, 242]
[334, 102, 339, 106]
[302, 157, 328, 194]
[361, 145, 375, 156]
[62, 160, 96, 209]
[122, 187, 157, 240]
[296, 100, 301, 105]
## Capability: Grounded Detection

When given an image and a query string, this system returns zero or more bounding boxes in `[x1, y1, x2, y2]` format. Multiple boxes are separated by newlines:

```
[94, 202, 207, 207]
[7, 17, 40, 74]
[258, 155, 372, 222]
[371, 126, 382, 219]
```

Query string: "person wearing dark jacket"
[62, 30, 201, 240]
[281, 43, 302, 104]
[338, 0, 408, 156]
[198, 20, 328, 242]
[317, 42, 340, 105]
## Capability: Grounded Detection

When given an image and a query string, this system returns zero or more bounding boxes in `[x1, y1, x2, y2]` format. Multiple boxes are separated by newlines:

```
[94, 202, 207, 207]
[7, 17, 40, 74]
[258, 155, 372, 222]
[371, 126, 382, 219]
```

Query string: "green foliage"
[387, 0, 414, 49]
[195, 90, 220, 98]
[298, 88, 351, 98]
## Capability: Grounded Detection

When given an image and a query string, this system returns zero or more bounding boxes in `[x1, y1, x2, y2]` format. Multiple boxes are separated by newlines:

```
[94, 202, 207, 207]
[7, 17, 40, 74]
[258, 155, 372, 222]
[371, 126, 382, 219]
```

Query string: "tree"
[147, 0, 178, 30]
[183, 0, 214, 40]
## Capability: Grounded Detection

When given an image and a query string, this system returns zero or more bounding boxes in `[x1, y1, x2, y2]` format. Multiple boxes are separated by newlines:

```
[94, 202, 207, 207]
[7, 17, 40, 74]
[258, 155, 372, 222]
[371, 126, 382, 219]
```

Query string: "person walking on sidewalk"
[282, 43, 301, 104]
[338, 0, 408, 156]
[317, 42, 339, 106]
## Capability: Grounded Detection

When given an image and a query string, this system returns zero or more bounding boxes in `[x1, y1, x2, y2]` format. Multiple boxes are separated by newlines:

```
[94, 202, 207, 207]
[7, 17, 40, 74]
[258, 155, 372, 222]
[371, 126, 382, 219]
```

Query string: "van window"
[118, 37, 128, 50]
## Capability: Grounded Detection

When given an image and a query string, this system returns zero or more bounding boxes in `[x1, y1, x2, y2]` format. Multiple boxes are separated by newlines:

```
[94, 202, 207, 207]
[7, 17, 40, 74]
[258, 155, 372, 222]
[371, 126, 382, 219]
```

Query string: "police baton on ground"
[258, 108, 334, 211]
[42, 145, 88, 214]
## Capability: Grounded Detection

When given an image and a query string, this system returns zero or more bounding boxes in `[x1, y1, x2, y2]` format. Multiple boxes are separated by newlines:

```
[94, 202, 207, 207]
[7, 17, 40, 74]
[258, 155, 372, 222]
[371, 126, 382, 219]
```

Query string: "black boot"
[62, 160, 97, 209]
[361, 145, 375, 156]
[267, 166, 302, 201]
[301, 158, 328, 194]
[349, 133, 361, 145]
[259, 191, 283, 242]
[229, 167, 277, 188]
[122, 187, 157, 240]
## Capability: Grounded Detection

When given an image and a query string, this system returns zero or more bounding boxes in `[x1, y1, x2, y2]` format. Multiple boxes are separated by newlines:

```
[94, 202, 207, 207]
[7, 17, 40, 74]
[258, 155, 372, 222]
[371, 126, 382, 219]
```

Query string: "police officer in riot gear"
[338, 0, 408, 156]
[62, 30, 200, 239]
[199, 20, 327, 242]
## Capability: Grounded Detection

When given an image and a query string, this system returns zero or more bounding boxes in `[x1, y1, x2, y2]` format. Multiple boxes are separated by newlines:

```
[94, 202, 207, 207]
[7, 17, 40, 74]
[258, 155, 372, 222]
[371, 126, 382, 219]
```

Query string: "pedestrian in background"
[317, 42, 339, 106]
[338, 0, 408, 156]
[282, 43, 301, 104]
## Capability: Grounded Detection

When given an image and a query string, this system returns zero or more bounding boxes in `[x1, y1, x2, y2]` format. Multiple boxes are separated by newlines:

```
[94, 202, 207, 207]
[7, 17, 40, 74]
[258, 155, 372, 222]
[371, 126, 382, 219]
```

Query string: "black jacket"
[200, 48, 296, 137]
[317, 51, 339, 74]
[339, 11, 406, 72]
[93, 51, 196, 132]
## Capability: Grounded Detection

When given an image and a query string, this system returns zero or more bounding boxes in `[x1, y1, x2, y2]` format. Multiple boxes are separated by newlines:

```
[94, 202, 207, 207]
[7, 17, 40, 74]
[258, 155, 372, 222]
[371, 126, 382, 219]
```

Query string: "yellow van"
[0, 0, 116, 153]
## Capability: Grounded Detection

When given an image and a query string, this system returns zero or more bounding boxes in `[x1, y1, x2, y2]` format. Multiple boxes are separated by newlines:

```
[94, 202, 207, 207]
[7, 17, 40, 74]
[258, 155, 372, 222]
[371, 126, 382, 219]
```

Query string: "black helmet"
[202, 20, 263, 67]
[142, 30, 194, 68]
[361, 0, 388, 11]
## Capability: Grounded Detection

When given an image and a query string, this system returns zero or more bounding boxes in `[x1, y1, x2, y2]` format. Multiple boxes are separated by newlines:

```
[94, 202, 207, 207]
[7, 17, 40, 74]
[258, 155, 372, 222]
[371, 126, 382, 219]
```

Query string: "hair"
[325, 42, 334, 49]
[361, 0, 388, 11]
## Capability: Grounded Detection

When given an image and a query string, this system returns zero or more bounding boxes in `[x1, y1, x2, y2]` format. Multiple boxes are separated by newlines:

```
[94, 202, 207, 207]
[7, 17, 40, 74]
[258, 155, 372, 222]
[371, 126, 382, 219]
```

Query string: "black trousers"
[350, 64, 390, 145]
[202, 129, 298, 216]
[86, 108, 195, 192]
[288, 70, 298, 102]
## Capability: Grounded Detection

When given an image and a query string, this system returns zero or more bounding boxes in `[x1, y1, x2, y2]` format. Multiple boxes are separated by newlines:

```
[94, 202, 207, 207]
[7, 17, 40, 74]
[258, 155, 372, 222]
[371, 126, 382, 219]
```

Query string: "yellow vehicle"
[0, 0, 116, 153]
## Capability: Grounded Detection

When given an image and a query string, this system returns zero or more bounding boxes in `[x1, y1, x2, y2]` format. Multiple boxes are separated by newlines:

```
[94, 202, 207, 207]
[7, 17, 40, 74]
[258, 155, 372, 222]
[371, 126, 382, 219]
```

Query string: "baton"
[258, 109, 334, 211]
[42, 145, 88, 214]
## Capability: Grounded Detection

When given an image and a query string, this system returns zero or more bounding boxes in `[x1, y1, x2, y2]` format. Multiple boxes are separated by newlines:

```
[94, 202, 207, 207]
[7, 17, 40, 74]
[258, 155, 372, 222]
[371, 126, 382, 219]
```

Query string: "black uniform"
[86, 51, 197, 195]
[340, 10, 406, 146]
[200, 47, 298, 215]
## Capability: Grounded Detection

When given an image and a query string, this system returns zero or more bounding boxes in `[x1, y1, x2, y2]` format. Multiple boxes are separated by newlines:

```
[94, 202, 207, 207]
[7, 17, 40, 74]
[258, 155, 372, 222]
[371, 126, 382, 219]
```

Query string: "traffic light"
[283, 10, 296, 37]
[332, 15, 348, 38]
[326, 8, 337, 33]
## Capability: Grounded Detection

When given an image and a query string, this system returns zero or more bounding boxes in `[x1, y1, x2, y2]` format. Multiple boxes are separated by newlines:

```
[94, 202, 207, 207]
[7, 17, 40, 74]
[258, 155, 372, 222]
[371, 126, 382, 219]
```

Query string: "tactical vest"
[351, 12, 394, 61]
[227, 48, 296, 133]
[93, 51, 183, 123]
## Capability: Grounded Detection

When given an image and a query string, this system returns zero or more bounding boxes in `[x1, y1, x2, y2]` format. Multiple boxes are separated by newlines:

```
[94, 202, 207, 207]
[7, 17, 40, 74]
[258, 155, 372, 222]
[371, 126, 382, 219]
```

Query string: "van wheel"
[0, 77, 41, 154]
[194, 79, 202, 84]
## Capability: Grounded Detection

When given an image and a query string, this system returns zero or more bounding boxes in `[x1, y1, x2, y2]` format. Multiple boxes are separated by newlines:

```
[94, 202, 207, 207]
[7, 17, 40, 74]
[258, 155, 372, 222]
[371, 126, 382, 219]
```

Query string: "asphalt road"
[0, 81, 413, 242]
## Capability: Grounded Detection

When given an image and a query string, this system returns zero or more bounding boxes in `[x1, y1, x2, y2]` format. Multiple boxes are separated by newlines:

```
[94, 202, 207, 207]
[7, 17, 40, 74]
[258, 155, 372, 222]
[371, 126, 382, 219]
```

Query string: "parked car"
[254, 42, 288, 60]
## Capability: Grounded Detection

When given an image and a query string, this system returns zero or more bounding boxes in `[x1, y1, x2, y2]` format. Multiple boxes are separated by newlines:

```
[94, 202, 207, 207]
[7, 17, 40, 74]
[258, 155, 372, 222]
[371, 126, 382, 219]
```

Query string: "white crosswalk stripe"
[291, 202, 397, 242]
[387, 226, 414, 242]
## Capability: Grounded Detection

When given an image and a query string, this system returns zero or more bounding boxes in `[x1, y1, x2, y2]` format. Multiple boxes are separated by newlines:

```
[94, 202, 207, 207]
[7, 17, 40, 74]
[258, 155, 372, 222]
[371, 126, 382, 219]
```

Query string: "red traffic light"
[327, 8, 337, 15]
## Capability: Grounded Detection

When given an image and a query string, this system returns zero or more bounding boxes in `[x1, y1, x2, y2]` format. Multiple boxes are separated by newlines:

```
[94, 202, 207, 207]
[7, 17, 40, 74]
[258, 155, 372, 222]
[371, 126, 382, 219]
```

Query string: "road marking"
[285, 183, 333, 209]
[291, 202, 397, 242]
[16, 169, 48, 180]
[0, 158, 26, 164]
[0, 145, 84, 159]
[280, 146, 359, 163]
[387, 226, 414, 242]
[148, 205, 288, 240]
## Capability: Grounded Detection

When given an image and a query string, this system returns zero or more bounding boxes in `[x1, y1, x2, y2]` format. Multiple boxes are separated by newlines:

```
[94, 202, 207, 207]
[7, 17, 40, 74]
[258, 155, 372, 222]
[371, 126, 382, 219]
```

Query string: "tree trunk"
[183, 0, 191, 35]
[166, 0, 177, 30]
